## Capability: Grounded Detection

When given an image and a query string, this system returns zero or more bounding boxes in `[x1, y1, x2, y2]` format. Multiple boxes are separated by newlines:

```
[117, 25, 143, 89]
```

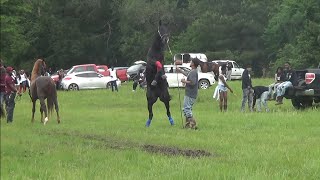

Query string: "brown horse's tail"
[47, 86, 57, 116]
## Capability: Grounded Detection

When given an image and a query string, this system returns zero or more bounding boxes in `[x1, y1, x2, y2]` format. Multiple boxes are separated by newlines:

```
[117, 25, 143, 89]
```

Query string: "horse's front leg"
[39, 97, 48, 125]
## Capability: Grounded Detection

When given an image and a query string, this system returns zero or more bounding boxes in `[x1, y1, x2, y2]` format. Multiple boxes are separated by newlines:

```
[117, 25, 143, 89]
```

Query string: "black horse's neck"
[147, 34, 165, 63]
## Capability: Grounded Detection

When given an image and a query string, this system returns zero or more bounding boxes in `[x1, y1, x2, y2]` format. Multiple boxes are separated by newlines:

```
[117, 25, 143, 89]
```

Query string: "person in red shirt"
[151, 60, 166, 86]
[4, 66, 19, 123]
[0, 59, 6, 118]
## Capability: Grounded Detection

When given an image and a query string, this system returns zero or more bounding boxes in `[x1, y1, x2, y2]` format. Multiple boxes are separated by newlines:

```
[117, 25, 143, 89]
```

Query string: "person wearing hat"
[0, 60, 6, 118]
[4, 66, 20, 123]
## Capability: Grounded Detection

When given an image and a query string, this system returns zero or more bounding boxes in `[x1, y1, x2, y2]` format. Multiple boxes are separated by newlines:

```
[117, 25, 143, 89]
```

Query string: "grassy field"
[1, 79, 319, 179]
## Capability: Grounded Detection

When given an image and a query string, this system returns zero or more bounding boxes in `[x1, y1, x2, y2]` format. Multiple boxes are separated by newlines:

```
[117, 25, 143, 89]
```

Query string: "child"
[213, 64, 233, 112]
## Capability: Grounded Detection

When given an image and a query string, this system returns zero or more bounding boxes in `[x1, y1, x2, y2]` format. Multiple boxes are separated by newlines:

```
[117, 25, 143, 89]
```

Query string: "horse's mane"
[31, 59, 45, 82]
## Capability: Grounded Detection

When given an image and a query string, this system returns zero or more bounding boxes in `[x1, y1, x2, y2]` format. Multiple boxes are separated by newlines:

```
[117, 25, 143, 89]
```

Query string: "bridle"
[158, 28, 172, 55]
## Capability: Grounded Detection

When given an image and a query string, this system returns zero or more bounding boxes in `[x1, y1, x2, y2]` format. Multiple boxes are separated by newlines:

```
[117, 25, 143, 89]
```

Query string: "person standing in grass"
[4, 66, 20, 123]
[177, 58, 199, 129]
[241, 64, 253, 112]
[213, 64, 233, 112]
[109, 67, 118, 92]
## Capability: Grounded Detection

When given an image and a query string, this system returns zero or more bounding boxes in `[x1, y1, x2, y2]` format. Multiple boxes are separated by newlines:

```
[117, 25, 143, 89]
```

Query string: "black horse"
[145, 20, 174, 127]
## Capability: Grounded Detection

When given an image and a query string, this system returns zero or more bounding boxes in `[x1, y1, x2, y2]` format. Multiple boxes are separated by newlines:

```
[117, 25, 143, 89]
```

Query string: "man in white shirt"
[109, 67, 118, 92]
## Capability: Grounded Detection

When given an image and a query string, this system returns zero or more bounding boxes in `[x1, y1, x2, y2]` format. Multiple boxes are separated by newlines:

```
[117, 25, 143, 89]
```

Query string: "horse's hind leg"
[39, 97, 48, 125]
[54, 97, 60, 123]
[160, 94, 174, 126]
[146, 93, 157, 127]
[31, 101, 36, 123]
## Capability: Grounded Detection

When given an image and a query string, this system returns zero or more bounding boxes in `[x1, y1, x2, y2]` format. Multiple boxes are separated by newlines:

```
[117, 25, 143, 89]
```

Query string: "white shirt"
[20, 73, 27, 82]
[110, 69, 117, 81]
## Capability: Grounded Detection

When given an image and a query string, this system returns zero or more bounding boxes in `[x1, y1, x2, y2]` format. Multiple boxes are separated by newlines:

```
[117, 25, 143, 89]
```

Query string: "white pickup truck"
[163, 64, 215, 89]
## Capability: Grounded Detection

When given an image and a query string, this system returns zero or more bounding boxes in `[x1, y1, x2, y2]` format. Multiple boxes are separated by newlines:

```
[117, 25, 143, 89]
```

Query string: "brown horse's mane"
[31, 59, 45, 82]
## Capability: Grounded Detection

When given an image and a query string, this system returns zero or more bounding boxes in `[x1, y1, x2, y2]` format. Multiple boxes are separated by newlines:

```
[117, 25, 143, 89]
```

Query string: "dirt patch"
[41, 130, 213, 158]
[143, 144, 211, 158]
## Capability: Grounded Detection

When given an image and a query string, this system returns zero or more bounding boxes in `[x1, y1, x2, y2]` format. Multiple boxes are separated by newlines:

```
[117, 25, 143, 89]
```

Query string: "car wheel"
[68, 83, 79, 91]
[106, 82, 111, 89]
[198, 79, 209, 89]
[291, 98, 313, 110]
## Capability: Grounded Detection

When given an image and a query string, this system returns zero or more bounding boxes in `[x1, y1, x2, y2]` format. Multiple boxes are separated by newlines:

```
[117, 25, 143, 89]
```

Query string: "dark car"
[127, 63, 146, 80]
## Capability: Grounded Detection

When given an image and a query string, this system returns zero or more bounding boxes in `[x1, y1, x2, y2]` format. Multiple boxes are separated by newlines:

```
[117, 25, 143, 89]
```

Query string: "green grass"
[1, 79, 320, 179]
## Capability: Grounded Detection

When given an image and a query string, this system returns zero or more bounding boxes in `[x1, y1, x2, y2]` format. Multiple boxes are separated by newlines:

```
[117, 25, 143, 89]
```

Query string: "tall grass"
[1, 79, 319, 179]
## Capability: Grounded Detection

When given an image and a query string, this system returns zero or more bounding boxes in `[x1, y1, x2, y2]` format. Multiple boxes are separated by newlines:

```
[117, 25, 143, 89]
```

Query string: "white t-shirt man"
[110, 69, 117, 81]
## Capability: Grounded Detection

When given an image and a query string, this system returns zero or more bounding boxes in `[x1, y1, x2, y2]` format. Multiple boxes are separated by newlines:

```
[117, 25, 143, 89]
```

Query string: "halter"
[158, 29, 172, 55]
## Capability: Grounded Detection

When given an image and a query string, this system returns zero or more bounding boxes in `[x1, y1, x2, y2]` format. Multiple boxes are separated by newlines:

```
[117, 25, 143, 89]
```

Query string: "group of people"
[240, 61, 297, 112]
[0, 60, 22, 123]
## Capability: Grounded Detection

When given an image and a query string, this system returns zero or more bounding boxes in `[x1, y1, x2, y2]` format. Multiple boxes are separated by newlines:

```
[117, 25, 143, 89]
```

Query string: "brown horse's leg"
[39, 97, 48, 125]
[31, 100, 36, 123]
[54, 97, 60, 123]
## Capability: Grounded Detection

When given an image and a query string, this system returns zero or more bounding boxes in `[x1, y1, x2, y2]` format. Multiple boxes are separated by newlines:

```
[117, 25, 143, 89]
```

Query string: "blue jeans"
[111, 80, 118, 92]
[4, 93, 16, 122]
[0, 92, 5, 118]
[241, 88, 254, 112]
[183, 96, 196, 118]
[276, 81, 292, 98]
[256, 91, 270, 112]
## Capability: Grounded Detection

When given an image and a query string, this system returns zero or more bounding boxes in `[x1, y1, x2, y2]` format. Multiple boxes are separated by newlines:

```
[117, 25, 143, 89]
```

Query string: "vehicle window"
[74, 67, 85, 73]
[233, 62, 239, 68]
[87, 66, 95, 71]
[165, 67, 175, 73]
[76, 73, 90, 78]
[98, 67, 106, 72]
[87, 73, 99, 77]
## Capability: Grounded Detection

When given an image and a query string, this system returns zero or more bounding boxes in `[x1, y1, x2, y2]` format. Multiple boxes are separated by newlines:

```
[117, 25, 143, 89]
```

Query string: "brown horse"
[30, 59, 60, 125]
[192, 58, 220, 80]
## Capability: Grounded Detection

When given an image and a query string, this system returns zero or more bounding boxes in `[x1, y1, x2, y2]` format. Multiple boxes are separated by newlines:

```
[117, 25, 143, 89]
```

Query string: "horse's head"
[38, 59, 47, 76]
[157, 20, 170, 48]
[31, 59, 47, 81]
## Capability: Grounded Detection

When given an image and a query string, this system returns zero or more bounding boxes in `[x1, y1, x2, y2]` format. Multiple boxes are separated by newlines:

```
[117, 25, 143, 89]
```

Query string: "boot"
[275, 96, 283, 105]
[189, 117, 197, 130]
[184, 117, 190, 128]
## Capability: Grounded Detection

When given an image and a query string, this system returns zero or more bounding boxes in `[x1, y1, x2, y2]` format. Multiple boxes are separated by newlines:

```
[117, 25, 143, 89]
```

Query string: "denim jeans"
[183, 96, 196, 118]
[0, 92, 5, 118]
[241, 88, 253, 112]
[4, 93, 16, 122]
[111, 80, 118, 92]
[256, 91, 270, 112]
[276, 81, 292, 98]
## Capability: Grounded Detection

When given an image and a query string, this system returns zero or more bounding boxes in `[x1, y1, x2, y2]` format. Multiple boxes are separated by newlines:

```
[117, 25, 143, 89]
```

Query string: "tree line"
[1, 0, 319, 76]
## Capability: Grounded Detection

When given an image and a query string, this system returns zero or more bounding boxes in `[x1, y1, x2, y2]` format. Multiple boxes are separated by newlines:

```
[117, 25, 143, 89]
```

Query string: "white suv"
[164, 65, 215, 89]
[211, 60, 244, 80]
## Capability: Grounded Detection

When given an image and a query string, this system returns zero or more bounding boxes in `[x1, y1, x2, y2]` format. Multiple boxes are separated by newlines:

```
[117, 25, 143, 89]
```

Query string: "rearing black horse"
[145, 20, 174, 127]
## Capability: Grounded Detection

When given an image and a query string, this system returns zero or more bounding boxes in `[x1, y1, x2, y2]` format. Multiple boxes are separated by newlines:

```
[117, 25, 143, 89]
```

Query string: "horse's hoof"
[44, 117, 48, 125]
[168, 117, 174, 125]
[146, 119, 151, 127]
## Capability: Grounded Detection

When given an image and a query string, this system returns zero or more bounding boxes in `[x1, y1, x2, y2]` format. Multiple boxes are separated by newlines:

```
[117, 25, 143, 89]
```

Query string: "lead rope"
[167, 44, 184, 128]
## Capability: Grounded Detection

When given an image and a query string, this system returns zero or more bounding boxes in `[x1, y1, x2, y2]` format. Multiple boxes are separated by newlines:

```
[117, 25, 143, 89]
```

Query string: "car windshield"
[233, 62, 239, 68]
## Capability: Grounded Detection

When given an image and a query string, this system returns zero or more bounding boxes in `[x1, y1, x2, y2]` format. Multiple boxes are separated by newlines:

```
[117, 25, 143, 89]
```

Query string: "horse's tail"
[47, 83, 57, 116]
[47, 97, 54, 116]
